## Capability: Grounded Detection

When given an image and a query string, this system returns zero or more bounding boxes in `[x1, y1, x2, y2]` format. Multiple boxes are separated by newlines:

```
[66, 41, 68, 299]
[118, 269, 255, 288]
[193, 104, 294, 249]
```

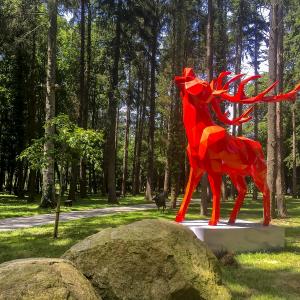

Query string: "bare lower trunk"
[121, 78, 131, 196]
[292, 102, 297, 197]
[68, 160, 77, 202]
[133, 75, 147, 195]
[145, 31, 158, 201]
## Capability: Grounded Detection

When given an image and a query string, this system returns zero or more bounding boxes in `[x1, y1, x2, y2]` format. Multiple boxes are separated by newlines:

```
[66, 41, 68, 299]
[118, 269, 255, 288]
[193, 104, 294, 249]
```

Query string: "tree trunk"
[121, 64, 132, 196]
[79, 0, 88, 198]
[145, 30, 158, 201]
[27, 2, 38, 202]
[275, 3, 286, 217]
[292, 102, 297, 197]
[200, 0, 213, 216]
[133, 70, 147, 195]
[131, 80, 140, 195]
[68, 160, 77, 202]
[41, 0, 57, 208]
[267, 0, 278, 218]
[235, 0, 243, 137]
[252, 12, 260, 201]
[106, 0, 121, 203]
[163, 112, 171, 194]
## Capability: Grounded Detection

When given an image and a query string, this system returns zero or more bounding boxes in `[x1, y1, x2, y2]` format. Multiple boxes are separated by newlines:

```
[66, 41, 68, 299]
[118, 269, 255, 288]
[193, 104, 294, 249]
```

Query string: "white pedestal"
[181, 220, 285, 253]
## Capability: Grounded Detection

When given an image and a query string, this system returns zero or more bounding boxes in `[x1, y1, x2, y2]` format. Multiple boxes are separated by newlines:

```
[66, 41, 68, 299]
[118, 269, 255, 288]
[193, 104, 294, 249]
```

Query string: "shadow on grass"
[223, 260, 300, 299]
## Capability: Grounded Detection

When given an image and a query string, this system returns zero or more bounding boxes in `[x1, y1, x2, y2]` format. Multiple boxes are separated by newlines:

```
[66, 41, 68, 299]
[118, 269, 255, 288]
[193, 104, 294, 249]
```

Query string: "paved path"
[0, 204, 156, 231]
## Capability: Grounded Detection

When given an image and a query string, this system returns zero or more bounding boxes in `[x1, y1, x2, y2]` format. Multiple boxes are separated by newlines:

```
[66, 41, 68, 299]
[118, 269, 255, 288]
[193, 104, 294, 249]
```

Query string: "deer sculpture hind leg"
[251, 170, 271, 226]
[248, 152, 271, 225]
[228, 175, 247, 224]
[207, 173, 222, 225]
[175, 168, 204, 222]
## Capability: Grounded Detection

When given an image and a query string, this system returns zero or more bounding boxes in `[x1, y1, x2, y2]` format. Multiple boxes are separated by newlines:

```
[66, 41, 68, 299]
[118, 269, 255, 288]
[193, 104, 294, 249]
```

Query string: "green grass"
[0, 193, 148, 219]
[1, 194, 300, 299]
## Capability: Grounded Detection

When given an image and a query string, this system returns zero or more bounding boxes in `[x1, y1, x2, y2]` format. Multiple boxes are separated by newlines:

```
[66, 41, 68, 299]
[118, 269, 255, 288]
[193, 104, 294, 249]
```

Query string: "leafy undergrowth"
[1, 194, 300, 299]
[0, 193, 148, 219]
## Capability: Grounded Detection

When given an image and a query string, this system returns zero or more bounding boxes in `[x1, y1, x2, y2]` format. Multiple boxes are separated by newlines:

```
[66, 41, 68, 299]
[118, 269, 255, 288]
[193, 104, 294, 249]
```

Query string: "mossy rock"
[62, 219, 230, 300]
[0, 258, 99, 300]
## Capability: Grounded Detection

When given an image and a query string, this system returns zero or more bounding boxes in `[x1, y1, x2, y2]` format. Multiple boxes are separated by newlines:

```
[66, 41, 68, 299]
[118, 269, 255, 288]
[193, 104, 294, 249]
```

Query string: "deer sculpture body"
[175, 68, 300, 226]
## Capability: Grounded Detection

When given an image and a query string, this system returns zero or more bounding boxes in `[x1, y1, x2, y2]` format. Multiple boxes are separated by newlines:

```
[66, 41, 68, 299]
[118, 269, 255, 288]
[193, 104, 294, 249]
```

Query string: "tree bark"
[267, 0, 278, 218]
[235, 0, 243, 137]
[106, 0, 121, 203]
[275, 2, 286, 217]
[163, 111, 172, 194]
[27, 1, 38, 202]
[121, 64, 132, 196]
[131, 80, 140, 195]
[252, 11, 260, 201]
[200, 0, 214, 216]
[145, 27, 158, 201]
[133, 68, 147, 195]
[292, 102, 297, 197]
[79, 0, 87, 198]
[41, 0, 57, 208]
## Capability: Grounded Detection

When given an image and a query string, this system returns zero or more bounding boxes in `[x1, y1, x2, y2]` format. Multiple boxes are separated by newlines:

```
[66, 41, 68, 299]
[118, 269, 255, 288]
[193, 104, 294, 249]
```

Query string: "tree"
[145, 1, 164, 201]
[105, 0, 121, 203]
[267, 0, 278, 217]
[20, 114, 103, 237]
[121, 62, 132, 196]
[79, 0, 88, 198]
[40, 0, 58, 208]
[275, 1, 287, 217]
[200, 0, 214, 216]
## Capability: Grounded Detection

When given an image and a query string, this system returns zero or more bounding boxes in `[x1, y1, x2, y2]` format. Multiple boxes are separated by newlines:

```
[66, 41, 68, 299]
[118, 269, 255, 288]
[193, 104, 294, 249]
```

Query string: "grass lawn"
[0, 194, 300, 299]
[0, 193, 148, 219]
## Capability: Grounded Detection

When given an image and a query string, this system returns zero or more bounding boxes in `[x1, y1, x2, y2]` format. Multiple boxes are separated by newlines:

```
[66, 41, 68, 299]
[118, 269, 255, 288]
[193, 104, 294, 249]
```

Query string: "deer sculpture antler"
[209, 71, 300, 126]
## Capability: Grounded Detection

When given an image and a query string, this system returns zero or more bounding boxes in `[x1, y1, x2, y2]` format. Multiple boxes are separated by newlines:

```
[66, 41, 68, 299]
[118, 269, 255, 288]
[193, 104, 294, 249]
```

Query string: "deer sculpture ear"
[185, 78, 205, 96]
[183, 68, 196, 78]
[174, 68, 196, 89]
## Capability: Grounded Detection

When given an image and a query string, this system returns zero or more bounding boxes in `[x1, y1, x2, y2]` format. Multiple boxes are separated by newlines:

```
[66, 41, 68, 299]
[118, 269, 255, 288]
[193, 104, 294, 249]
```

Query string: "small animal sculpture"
[174, 68, 300, 226]
[64, 200, 73, 207]
[152, 192, 168, 212]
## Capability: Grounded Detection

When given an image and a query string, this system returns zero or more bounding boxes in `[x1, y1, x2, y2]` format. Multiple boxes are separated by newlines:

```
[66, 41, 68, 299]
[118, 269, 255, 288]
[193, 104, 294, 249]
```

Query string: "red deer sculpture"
[174, 68, 300, 226]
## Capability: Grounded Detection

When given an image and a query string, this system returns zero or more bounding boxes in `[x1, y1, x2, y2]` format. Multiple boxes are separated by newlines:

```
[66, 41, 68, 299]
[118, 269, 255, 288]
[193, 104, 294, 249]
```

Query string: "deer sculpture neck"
[182, 95, 214, 150]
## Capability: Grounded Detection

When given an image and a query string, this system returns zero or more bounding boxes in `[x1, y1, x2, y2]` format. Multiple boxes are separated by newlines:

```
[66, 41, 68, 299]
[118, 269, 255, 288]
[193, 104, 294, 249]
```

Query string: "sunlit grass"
[1, 193, 300, 299]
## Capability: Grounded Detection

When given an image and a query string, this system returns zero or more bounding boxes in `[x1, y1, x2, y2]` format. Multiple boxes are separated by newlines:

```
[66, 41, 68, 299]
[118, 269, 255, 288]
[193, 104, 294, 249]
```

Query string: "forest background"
[0, 0, 299, 218]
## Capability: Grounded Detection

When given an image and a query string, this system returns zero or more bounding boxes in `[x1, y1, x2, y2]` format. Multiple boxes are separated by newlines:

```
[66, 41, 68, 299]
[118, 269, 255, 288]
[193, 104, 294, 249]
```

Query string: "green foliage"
[19, 114, 104, 171]
[18, 138, 45, 170]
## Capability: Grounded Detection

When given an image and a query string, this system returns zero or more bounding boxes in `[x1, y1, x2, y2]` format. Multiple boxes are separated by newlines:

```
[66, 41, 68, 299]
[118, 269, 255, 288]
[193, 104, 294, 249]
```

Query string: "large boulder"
[0, 258, 99, 300]
[62, 219, 230, 300]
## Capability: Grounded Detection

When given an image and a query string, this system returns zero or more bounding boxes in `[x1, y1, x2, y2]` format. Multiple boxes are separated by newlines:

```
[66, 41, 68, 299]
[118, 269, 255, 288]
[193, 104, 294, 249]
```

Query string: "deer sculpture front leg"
[207, 173, 222, 225]
[175, 168, 204, 222]
[228, 175, 247, 224]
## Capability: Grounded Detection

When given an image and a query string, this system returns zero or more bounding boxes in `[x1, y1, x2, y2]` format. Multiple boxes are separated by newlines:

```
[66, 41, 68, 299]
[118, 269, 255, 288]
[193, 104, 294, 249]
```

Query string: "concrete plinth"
[181, 220, 285, 253]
